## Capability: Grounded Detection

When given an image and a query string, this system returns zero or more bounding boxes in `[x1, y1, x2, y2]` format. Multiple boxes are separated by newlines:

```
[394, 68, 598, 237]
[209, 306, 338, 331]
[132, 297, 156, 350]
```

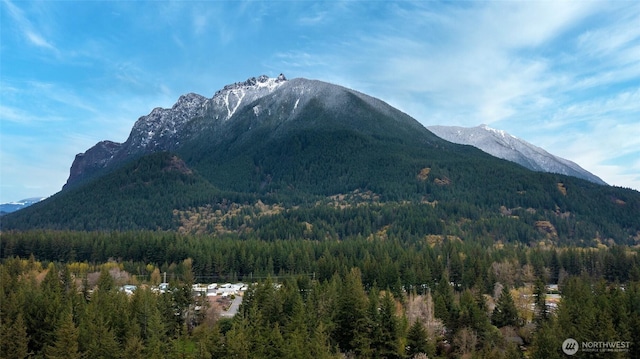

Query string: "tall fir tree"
[529, 319, 562, 359]
[1, 313, 30, 359]
[334, 268, 370, 356]
[376, 291, 401, 359]
[491, 286, 520, 328]
[533, 279, 548, 324]
[406, 320, 433, 358]
[45, 311, 81, 359]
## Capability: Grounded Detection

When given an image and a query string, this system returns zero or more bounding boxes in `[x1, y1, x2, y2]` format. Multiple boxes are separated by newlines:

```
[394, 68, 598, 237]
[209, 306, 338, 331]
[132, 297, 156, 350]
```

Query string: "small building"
[120, 285, 137, 295]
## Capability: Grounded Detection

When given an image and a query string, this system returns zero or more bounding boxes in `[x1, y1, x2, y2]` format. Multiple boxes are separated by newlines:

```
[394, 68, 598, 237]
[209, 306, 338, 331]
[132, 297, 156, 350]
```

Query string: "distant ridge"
[0, 197, 46, 215]
[427, 124, 606, 185]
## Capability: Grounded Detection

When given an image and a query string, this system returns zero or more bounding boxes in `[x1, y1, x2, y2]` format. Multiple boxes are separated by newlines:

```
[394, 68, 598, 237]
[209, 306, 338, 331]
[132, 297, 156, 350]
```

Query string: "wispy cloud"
[2, 0, 58, 52]
[0, 105, 33, 124]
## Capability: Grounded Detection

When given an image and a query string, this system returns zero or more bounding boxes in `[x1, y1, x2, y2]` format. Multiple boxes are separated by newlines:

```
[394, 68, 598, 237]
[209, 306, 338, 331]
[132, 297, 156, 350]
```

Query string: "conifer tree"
[2, 313, 29, 359]
[225, 317, 250, 359]
[529, 319, 562, 359]
[367, 286, 383, 355]
[45, 311, 80, 359]
[434, 275, 458, 331]
[406, 320, 432, 358]
[377, 291, 401, 358]
[555, 276, 595, 342]
[96, 266, 115, 292]
[283, 285, 309, 359]
[18, 263, 64, 355]
[82, 313, 120, 359]
[122, 335, 145, 359]
[143, 300, 167, 359]
[334, 268, 370, 356]
[311, 321, 337, 359]
[492, 285, 520, 328]
[533, 279, 548, 323]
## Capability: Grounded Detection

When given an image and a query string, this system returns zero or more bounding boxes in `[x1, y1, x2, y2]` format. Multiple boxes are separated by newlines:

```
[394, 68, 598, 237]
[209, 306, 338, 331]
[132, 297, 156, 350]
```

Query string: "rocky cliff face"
[427, 124, 607, 185]
[65, 75, 288, 188]
[65, 140, 122, 189]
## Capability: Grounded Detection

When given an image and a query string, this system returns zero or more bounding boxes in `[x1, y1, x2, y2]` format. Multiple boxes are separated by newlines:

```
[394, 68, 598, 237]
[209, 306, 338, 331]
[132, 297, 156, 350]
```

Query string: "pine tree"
[96, 266, 115, 292]
[376, 291, 401, 359]
[225, 317, 250, 359]
[367, 286, 383, 356]
[122, 335, 145, 359]
[308, 322, 335, 359]
[406, 320, 432, 357]
[283, 285, 309, 359]
[45, 311, 80, 359]
[434, 275, 458, 331]
[29, 263, 65, 354]
[529, 319, 562, 359]
[143, 303, 166, 359]
[84, 316, 120, 359]
[80, 303, 121, 359]
[533, 279, 548, 323]
[555, 276, 595, 343]
[334, 268, 370, 356]
[492, 286, 520, 328]
[2, 313, 30, 359]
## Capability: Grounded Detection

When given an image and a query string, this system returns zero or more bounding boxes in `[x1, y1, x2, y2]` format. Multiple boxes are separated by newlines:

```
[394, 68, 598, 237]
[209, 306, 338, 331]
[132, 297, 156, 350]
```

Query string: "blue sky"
[1, 0, 639, 203]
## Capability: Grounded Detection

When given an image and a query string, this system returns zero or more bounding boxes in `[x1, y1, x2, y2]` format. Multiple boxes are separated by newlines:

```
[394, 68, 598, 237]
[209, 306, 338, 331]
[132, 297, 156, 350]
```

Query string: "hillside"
[2, 75, 640, 245]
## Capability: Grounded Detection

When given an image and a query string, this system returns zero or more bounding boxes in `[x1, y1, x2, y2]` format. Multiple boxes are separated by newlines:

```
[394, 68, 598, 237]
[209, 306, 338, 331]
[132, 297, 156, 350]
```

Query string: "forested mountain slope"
[2, 75, 639, 245]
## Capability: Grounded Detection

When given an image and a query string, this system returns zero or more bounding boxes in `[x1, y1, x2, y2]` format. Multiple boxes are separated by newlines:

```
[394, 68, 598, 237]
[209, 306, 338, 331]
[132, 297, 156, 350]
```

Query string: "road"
[220, 294, 243, 318]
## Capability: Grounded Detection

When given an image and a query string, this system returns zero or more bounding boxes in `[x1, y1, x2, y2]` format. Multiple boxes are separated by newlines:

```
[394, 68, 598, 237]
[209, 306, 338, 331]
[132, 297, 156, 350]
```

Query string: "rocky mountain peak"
[65, 74, 290, 188]
[173, 93, 208, 110]
[210, 74, 288, 121]
[215, 74, 287, 96]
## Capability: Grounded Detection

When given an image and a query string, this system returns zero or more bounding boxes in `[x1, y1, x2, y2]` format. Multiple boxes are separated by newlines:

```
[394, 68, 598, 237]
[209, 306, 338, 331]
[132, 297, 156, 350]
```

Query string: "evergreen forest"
[2, 230, 640, 358]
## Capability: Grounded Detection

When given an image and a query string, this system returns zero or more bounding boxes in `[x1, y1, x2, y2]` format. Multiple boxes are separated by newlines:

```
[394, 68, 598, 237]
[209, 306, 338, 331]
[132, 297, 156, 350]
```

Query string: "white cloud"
[0, 105, 33, 124]
[577, 7, 640, 61]
[25, 30, 55, 50]
[2, 0, 58, 52]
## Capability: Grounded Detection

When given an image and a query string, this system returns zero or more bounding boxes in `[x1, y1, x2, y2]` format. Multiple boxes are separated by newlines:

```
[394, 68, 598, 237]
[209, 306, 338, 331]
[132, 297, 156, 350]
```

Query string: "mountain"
[427, 124, 607, 185]
[2, 74, 639, 245]
[64, 74, 437, 191]
[64, 74, 289, 189]
[0, 197, 46, 215]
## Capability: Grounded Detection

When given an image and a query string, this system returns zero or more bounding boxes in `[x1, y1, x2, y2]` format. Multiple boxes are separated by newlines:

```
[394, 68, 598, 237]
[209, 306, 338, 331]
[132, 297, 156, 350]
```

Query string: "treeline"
[2, 255, 639, 358]
[2, 231, 639, 289]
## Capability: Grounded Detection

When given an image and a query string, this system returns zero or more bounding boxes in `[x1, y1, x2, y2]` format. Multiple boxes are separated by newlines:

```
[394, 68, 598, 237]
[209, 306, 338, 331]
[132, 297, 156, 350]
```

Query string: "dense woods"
[2, 231, 639, 358]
